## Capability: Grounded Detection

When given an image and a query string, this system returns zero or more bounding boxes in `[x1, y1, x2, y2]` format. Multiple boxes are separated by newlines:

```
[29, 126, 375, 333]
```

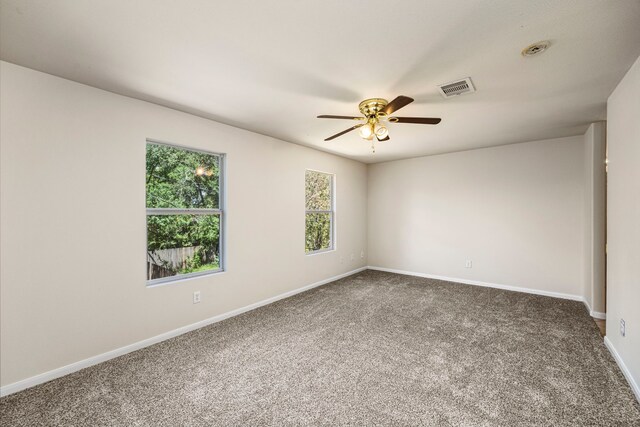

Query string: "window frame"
[305, 169, 335, 255]
[145, 139, 226, 286]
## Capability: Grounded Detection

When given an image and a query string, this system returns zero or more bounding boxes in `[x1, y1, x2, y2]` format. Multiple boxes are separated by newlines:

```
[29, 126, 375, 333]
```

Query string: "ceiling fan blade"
[393, 117, 441, 124]
[382, 96, 414, 115]
[376, 134, 390, 142]
[317, 115, 364, 120]
[324, 123, 365, 141]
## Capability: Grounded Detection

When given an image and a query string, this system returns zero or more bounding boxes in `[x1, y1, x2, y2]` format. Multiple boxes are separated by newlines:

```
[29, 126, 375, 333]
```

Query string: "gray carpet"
[1, 270, 639, 426]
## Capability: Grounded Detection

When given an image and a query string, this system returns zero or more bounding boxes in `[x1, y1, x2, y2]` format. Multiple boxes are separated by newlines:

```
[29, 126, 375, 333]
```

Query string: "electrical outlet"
[340, 256, 344, 264]
[620, 319, 626, 337]
[465, 260, 472, 268]
[193, 291, 201, 304]
[361, 250, 364, 259]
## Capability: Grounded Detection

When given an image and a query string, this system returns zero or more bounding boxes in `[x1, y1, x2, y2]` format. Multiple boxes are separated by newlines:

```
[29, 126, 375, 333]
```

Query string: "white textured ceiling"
[2, 0, 640, 163]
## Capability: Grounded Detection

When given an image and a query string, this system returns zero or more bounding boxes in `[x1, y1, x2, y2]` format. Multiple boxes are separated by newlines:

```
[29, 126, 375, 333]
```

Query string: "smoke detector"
[438, 77, 476, 98]
[522, 41, 550, 57]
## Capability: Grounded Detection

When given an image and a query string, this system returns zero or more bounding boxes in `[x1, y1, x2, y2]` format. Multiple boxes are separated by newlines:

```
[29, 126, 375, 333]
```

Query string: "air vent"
[438, 77, 476, 98]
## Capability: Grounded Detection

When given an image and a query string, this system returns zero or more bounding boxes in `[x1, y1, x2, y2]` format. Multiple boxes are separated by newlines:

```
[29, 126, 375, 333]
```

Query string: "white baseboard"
[367, 266, 584, 301]
[0, 267, 367, 397]
[604, 336, 640, 403]
[582, 298, 607, 319]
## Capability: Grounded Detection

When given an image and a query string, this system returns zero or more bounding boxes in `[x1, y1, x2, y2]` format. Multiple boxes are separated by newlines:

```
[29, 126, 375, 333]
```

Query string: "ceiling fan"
[317, 96, 441, 150]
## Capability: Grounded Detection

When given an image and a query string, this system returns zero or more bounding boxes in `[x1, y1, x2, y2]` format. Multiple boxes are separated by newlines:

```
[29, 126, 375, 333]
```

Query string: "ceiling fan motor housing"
[358, 98, 388, 117]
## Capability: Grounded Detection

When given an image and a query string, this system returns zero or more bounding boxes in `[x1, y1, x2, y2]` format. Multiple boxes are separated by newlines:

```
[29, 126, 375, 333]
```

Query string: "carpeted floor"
[1, 270, 639, 426]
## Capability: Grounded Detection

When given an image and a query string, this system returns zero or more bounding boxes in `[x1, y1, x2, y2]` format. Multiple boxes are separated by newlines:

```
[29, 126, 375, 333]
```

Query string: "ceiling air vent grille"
[438, 77, 476, 98]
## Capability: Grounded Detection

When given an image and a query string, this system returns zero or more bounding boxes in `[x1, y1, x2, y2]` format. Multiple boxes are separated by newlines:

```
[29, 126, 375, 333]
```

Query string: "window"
[146, 141, 224, 284]
[305, 170, 334, 253]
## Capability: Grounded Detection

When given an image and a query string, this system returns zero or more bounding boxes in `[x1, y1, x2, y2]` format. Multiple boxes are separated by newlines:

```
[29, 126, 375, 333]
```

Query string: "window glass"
[305, 170, 334, 253]
[146, 143, 220, 209]
[305, 212, 332, 252]
[305, 170, 331, 211]
[146, 142, 223, 283]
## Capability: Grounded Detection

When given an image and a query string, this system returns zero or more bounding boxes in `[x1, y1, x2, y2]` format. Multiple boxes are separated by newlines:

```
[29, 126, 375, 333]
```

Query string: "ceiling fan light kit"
[317, 95, 441, 153]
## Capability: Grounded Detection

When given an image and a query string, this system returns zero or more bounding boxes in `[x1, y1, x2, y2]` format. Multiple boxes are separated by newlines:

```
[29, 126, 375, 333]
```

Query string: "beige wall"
[606, 55, 640, 394]
[0, 62, 368, 387]
[367, 136, 586, 297]
[582, 122, 607, 315]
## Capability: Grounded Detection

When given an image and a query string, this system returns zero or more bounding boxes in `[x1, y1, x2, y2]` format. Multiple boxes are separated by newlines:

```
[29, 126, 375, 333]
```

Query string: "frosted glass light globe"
[359, 123, 373, 139]
[375, 124, 388, 139]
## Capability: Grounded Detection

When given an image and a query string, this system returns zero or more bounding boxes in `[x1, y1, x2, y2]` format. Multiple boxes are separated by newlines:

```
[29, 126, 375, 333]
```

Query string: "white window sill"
[305, 248, 335, 256]
[146, 268, 225, 288]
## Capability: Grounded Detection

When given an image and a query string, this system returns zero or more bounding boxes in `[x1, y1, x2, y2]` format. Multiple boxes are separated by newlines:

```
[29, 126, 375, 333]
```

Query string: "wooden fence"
[147, 246, 200, 270]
